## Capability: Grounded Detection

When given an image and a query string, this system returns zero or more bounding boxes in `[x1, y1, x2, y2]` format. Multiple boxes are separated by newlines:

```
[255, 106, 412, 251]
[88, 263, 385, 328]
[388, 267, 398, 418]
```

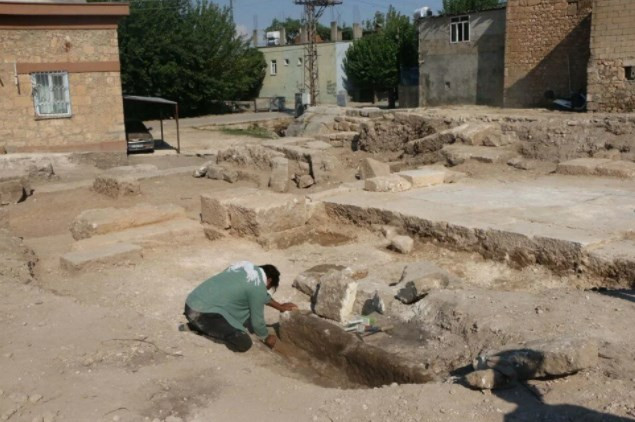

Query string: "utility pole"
[229, 0, 234, 22]
[294, 0, 342, 106]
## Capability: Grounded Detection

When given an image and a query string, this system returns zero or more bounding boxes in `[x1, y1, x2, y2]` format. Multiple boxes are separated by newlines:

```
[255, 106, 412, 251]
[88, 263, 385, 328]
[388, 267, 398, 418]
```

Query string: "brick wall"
[504, 0, 592, 108]
[587, 0, 635, 112]
[0, 29, 126, 152]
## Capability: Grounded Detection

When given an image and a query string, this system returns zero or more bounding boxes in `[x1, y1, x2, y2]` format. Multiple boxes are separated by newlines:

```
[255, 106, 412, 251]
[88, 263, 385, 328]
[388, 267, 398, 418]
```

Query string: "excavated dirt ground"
[1, 109, 635, 422]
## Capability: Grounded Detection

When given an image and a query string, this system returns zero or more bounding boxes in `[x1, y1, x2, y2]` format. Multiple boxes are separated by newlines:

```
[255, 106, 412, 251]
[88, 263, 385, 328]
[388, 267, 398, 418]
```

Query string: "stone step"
[442, 144, 517, 166]
[71, 218, 203, 251]
[70, 203, 186, 240]
[557, 158, 635, 178]
[60, 243, 142, 272]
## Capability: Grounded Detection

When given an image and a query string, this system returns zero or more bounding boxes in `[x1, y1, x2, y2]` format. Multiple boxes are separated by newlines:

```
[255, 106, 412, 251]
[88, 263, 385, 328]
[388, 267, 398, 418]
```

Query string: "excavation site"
[1, 106, 634, 422]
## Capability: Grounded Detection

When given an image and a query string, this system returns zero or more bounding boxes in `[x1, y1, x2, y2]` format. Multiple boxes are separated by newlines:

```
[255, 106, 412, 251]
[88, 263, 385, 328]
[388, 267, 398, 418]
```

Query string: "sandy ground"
[1, 125, 635, 422]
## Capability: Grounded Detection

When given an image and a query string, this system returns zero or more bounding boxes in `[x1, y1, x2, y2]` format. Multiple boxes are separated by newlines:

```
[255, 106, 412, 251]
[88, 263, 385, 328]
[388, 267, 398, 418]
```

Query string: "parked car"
[125, 120, 154, 153]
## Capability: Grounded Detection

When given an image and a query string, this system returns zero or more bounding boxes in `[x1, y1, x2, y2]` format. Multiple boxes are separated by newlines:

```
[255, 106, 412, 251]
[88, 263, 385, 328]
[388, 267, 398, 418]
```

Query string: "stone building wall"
[504, 0, 592, 108]
[587, 0, 635, 112]
[0, 28, 126, 152]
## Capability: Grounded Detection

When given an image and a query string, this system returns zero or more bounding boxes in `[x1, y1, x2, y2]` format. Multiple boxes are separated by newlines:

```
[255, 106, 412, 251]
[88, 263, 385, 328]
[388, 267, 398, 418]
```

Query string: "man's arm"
[248, 289, 278, 348]
[267, 298, 299, 312]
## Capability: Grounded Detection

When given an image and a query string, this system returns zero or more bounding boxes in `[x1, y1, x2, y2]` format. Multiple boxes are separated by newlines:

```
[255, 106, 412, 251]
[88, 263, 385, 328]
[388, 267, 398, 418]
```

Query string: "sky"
[213, 0, 444, 35]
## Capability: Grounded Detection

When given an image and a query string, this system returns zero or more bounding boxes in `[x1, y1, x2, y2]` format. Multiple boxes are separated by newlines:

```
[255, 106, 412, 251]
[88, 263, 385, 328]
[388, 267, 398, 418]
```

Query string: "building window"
[297, 57, 303, 66]
[31, 71, 71, 117]
[270, 60, 277, 75]
[284, 58, 290, 66]
[626, 66, 635, 81]
[450, 16, 470, 43]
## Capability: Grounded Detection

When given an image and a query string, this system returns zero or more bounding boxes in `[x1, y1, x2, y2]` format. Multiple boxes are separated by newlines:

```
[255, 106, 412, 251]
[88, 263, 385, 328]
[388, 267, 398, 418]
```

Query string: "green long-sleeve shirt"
[186, 264, 271, 339]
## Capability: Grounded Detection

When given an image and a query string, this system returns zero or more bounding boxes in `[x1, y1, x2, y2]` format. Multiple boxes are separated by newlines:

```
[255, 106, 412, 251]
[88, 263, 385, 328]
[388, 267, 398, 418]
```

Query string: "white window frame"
[450, 15, 470, 43]
[270, 60, 277, 76]
[31, 71, 72, 118]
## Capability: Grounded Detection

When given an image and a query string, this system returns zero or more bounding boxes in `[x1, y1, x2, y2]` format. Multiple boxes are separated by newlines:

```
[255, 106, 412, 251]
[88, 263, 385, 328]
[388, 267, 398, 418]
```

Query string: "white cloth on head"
[226, 261, 262, 286]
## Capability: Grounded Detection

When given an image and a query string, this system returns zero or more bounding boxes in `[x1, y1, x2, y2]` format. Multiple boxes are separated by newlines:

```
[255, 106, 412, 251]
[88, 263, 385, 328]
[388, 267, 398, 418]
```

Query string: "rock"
[397, 167, 446, 188]
[452, 123, 504, 147]
[28, 162, 56, 180]
[442, 144, 516, 166]
[390, 235, 414, 254]
[70, 204, 186, 240]
[193, 160, 216, 178]
[309, 154, 338, 183]
[202, 225, 226, 241]
[313, 270, 358, 323]
[380, 225, 398, 240]
[474, 337, 599, 380]
[206, 165, 238, 183]
[354, 279, 396, 315]
[92, 175, 140, 198]
[364, 175, 412, 193]
[464, 369, 511, 390]
[507, 157, 535, 170]
[296, 174, 315, 189]
[359, 158, 391, 180]
[201, 187, 256, 229]
[0, 229, 37, 283]
[60, 243, 142, 272]
[0, 176, 32, 205]
[393, 261, 457, 304]
[593, 149, 621, 160]
[596, 160, 635, 178]
[269, 157, 289, 193]
[556, 158, 611, 176]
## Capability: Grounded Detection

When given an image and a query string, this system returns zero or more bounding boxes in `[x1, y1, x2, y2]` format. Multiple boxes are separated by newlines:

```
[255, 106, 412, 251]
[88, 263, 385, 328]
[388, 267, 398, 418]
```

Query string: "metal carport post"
[122, 95, 180, 154]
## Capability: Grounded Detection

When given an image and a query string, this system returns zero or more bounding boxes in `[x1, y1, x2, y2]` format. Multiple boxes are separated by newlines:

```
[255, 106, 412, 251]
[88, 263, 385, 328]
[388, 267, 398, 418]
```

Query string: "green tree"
[343, 6, 417, 107]
[441, 0, 500, 15]
[265, 18, 331, 43]
[118, 0, 265, 116]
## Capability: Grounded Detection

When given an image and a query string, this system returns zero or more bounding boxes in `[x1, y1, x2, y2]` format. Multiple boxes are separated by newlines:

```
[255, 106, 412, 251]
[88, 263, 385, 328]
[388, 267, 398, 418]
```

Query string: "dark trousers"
[184, 304, 252, 352]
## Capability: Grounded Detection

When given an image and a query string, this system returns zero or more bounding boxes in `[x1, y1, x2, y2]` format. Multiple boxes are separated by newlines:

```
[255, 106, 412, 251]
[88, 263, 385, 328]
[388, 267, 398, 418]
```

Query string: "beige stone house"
[0, 1, 129, 153]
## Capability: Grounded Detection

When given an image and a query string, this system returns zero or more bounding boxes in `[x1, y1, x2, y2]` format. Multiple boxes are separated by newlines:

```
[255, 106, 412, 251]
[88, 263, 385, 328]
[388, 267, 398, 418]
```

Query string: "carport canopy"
[123, 95, 180, 154]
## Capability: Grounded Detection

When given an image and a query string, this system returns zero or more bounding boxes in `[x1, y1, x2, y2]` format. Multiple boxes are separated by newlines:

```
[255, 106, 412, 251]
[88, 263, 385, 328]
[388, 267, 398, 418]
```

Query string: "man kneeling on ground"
[184, 261, 298, 352]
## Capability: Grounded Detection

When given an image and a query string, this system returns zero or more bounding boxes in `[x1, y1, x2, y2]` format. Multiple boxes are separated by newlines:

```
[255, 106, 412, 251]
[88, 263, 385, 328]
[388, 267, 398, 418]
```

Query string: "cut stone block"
[390, 235, 414, 254]
[0, 177, 32, 205]
[269, 157, 289, 193]
[293, 264, 347, 296]
[70, 203, 186, 240]
[397, 167, 446, 188]
[206, 165, 238, 183]
[92, 175, 140, 198]
[359, 158, 391, 180]
[60, 243, 142, 272]
[72, 218, 203, 250]
[202, 224, 226, 241]
[313, 270, 358, 323]
[452, 123, 504, 147]
[464, 369, 510, 390]
[296, 174, 314, 189]
[556, 158, 611, 176]
[442, 145, 516, 166]
[596, 160, 635, 178]
[364, 175, 412, 193]
[202, 188, 307, 237]
[474, 338, 599, 381]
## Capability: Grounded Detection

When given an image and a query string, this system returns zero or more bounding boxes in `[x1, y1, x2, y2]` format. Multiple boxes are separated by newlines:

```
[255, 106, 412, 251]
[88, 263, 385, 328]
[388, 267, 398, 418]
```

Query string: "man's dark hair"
[260, 264, 280, 291]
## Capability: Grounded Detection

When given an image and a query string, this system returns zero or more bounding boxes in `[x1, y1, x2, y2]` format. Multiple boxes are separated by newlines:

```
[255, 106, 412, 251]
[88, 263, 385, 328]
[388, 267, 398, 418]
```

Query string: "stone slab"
[269, 157, 289, 193]
[92, 175, 140, 198]
[596, 160, 635, 178]
[359, 158, 391, 180]
[556, 158, 611, 176]
[397, 167, 446, 188]
[200, 187, 257, 229]
[60, 243, 142, 272]
[71, 218, 203, 251]
[442, 144, 516, 166]
[364, 175, 412, 193]
[70, 203, 186, 240]
[313, 270, 358, 323]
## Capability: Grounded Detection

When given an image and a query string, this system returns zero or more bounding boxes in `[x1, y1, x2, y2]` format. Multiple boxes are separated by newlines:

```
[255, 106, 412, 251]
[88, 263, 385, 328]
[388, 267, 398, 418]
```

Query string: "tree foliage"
[343, 6, 417, 106]
[118, 0, 265, 116]
[441, 0, 500, 15]
[265, 18, 330, 44]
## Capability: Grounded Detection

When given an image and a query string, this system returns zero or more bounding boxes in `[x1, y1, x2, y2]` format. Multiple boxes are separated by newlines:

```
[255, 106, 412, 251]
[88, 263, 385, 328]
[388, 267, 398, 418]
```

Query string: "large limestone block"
[293, 264, 368, 297]
[474, 337, 599, 381]
[0, 177, 32, 205]
[452, 123, 504, 147]
[269, 157, 289, 193]
[202, 188, 307, 237]
[596, 160, 635, 178]
[364, 175, 412, 193]
[313, 271, 358, 323]
[397, 167, 446, 188]
[60, 243, 142, 272]
[70, 203, 186, 240]
[359, 158, 391, 180]
[92, 175, 140, 198]
[442, 145, 516, 166]
[556, 158, 611, 176]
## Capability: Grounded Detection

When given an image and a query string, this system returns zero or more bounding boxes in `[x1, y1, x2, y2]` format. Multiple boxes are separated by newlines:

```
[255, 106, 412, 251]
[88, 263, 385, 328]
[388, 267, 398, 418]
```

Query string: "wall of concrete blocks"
[503, 0, 593, 108]
[587, 0, 635, 112]
[0, 28, 126, 153]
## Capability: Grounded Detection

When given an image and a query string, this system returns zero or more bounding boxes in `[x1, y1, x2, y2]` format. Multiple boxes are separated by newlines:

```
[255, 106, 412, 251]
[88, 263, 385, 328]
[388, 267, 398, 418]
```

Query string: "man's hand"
[279, 302, 299, 312]
[264, 334, 277, 349]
